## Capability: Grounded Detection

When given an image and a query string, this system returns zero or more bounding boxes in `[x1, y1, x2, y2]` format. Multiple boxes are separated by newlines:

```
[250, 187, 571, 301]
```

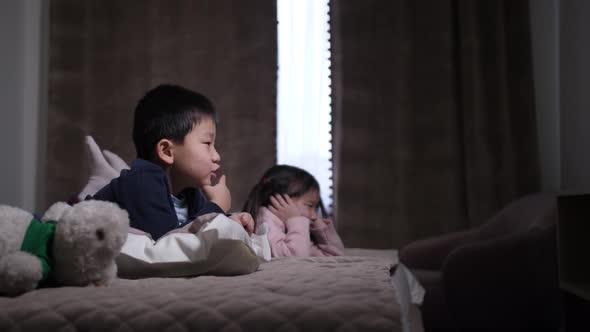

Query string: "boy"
[92, 84, 253, 240]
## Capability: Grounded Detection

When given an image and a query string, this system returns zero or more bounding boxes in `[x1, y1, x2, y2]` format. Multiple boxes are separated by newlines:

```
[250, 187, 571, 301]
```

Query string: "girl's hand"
[202, 174, 231, 213]
[269, 194, 302, 223]
[313, 218, 331, 227]
[229, 212, 254, 235]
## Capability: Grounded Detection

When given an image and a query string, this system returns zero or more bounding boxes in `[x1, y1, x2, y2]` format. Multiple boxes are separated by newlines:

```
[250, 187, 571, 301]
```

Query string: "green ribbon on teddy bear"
[20, 218, 57, 282]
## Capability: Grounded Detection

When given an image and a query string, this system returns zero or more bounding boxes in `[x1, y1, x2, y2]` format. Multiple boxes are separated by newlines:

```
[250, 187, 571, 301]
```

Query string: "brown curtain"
[331, 0, 540, 248]
[43, 0, 277, 211]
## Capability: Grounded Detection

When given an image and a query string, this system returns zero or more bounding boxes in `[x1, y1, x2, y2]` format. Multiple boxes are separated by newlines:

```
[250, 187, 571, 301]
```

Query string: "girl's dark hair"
[242, 165, 327, 227]
[132, 84, 217, 161]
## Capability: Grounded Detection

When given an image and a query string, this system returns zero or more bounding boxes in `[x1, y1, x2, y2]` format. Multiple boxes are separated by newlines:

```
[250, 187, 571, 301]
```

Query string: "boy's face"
[170, 116, 220, 190]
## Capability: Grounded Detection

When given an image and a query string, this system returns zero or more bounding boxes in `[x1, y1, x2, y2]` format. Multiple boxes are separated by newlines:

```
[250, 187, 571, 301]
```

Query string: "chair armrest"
[399, 229, 478, 270]
[441, 225, 559, 330]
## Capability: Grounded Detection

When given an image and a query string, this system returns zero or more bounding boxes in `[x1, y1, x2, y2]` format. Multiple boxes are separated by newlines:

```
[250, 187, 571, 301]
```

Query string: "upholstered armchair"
[399, 193, 560, 331]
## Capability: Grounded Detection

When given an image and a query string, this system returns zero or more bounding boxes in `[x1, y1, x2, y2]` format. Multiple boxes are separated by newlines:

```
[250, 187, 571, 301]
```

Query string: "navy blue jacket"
[91, 159, 223, 240]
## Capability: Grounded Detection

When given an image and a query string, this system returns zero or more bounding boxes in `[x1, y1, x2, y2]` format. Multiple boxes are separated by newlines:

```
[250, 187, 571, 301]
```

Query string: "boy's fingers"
[218, 174, 226, 186]
[243, 217, 254, 234]
[240, 213, 252, 222]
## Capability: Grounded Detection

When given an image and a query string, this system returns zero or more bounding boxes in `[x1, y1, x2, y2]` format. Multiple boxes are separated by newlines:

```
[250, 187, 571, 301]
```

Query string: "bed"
[0, 136, 424, 331]
[0, 248, 423, 332]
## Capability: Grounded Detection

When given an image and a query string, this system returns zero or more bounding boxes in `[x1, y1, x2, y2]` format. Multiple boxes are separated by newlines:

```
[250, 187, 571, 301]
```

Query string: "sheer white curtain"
[277, 0, 333, 210]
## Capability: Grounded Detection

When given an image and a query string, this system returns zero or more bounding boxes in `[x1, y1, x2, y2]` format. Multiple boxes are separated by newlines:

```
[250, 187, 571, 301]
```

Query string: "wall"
[530, 0, 561, 192]
[44, 1, 277, 211]
[2, 0, 589, 211]
[0, 0, 46, 211]
[559, 0, 590, 193]
[531, 0, 590, 194]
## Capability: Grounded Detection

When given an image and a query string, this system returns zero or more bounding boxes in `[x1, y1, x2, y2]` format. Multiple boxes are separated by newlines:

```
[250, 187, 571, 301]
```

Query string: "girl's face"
[290, 189, 320, 221]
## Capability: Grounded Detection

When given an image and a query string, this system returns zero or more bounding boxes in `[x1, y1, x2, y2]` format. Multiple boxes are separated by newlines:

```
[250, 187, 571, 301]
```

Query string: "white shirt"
[171, 195, 188, 226]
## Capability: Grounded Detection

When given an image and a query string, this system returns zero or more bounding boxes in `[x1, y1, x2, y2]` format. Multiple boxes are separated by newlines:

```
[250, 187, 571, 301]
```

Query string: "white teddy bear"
[0, 200, 129, 296]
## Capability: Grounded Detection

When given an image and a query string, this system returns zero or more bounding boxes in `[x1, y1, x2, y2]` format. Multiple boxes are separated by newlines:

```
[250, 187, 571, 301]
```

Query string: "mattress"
[0, 250, 423, 332]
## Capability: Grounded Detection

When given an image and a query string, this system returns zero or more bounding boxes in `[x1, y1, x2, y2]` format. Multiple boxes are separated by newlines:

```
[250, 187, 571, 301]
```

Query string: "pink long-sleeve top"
[256, 207, 344, 257]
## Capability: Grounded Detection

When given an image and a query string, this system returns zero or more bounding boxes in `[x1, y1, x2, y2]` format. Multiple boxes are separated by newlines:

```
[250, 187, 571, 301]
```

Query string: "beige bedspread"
[0, 254, 416, 332]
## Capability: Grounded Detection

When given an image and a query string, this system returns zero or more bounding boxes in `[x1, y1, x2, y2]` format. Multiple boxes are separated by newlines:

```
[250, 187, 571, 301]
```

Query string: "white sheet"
[344, 247, 425, 332]
[116, 214, 271, 278]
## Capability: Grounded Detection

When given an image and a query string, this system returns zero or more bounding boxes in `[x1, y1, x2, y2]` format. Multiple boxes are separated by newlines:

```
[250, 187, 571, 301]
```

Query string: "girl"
[242, 165, 344, 257]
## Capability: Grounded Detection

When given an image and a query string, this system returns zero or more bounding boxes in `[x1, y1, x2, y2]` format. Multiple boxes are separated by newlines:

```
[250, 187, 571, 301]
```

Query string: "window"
[277, 0, 333, 211]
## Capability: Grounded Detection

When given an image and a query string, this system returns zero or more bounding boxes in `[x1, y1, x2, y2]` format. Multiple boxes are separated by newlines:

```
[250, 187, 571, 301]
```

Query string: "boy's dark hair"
[242, 165, 327, 226]
[132, 84, 217, 160]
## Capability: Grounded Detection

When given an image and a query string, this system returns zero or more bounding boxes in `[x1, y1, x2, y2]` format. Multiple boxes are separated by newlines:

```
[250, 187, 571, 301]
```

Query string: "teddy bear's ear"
[42, 202, 71, 222]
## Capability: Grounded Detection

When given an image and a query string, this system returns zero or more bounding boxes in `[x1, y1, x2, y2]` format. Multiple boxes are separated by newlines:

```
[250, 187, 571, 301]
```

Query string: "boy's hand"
[202, 174, 231, 213]
[229, 212, 254, 235]
[269, 194, 302, 223]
